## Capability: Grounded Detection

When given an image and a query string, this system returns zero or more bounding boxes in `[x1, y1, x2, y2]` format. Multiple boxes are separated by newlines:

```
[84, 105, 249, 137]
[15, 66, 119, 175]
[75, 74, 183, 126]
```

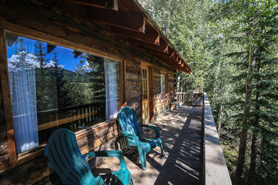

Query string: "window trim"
[160, 71, 168, 101]
[0, 22, 126, 168]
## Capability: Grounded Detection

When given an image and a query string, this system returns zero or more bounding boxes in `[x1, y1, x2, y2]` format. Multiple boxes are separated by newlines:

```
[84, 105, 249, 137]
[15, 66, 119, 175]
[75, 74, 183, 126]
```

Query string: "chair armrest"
[83, 150, 127, 169]
[120, 131, 138, 140]
[120, 131, 142, 146]
[140, 124, 160, 130]
[140, 124, 160, 138]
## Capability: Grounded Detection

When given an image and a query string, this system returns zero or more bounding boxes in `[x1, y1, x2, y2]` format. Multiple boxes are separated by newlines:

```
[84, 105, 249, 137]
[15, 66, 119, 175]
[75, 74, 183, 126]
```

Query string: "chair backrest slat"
[118, 106, 141, 138]
[45, 128, 94, 185]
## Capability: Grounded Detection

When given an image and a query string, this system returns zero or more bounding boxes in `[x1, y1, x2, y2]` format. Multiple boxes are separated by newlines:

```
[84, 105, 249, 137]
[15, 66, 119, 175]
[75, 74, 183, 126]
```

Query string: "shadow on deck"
[93, 105, 204, 185]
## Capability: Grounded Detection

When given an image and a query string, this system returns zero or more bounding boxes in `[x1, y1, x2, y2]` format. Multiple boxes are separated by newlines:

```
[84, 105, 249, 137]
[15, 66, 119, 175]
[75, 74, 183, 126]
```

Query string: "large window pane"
[6, 33, 120, 152]
[7, 34, 39, 154]
[161, 73, 165, 100]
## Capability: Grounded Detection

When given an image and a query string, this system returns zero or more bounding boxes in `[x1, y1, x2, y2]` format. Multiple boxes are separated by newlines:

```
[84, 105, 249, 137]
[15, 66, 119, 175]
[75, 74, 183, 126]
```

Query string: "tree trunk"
[247, 65, 261, 184]
[217, 76, 227, 137]
[217, 104, 224, 137]
[235, 45, 255, 184]
[247, 130, 259, 184]
[212, 39, 223, 107]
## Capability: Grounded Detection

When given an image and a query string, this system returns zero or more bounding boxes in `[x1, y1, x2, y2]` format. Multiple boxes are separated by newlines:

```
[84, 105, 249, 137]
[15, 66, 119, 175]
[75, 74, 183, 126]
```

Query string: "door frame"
[141, 62, 153, 123]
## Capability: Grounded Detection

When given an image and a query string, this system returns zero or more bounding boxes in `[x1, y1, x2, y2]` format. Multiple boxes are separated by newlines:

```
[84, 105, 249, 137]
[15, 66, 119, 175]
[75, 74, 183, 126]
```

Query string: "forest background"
[138, 0, 278, 184]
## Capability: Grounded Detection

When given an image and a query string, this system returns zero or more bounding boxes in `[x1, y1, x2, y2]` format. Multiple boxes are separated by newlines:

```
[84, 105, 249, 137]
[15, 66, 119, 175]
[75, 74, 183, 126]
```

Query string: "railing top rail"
[175, 92, 192, 94]
[37, 98, 119, 114]
[204, 93, 232, 185]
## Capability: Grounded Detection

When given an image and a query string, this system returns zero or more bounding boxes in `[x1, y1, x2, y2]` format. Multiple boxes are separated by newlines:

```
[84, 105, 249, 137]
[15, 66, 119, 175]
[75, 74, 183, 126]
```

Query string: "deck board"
[93, 105, 203, 185]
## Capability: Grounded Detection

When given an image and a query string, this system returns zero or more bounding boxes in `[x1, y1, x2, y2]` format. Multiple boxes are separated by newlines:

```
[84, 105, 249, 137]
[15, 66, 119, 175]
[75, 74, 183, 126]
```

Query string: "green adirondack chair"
[45, 128, 133, 185]
[117, 106, 164, 170]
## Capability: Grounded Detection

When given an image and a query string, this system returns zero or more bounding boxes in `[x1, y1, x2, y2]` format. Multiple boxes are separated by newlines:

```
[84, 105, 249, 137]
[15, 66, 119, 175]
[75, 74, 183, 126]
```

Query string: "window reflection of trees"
[7, 33, 120, 147]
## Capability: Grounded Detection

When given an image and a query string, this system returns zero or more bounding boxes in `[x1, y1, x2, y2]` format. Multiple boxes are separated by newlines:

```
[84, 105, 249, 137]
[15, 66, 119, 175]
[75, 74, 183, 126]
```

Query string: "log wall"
[125, 58, 143, 123]
[0, 76, 8, 169]
[152, 67, 175, 120]
[0, 0, 177, 184]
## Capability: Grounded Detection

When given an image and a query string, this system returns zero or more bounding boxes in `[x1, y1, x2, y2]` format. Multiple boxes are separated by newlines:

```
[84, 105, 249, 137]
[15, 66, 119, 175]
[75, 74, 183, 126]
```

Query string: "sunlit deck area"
[93, 105, 204, 185]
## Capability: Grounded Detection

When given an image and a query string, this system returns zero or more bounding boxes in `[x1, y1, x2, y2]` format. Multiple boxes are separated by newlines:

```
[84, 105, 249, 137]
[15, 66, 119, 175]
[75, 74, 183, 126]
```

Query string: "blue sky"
[7, 35, 82, 72]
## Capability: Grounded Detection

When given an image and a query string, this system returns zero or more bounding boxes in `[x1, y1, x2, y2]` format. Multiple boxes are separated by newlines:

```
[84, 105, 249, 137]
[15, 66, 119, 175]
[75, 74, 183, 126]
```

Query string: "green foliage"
[82, 54, 106, 102]
[139, 0, 278, 184]
[34, 41, 54, 111]
[139, 0, 210, 90]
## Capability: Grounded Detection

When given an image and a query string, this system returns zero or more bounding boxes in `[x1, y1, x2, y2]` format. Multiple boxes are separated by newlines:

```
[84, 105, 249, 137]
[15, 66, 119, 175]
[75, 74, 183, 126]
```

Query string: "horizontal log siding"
[152, 67, 175, 120]
[125, 59, 142, 123]
[0, 71, 8, 170]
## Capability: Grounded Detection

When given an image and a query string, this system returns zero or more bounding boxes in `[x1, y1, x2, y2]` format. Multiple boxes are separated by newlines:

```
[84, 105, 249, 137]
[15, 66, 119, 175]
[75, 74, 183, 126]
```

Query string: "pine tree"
[50, 51, 71, 108]
[83, 54, 106, 102]
[9, 38, 28, 69]
[247, 45, 278, 185]
[34, 41, 50, 111]
[138, 1, 278, 184]
[209, 1, 278, 184]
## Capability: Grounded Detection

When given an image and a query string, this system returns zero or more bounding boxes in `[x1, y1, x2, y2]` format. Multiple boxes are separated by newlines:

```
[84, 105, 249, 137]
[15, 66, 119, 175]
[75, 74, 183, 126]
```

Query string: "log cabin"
[0, 0, 192, 184]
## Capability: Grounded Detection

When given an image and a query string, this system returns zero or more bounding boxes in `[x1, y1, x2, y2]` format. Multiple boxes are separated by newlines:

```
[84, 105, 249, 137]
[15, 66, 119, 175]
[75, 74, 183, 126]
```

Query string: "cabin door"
[141, 64, 150, 124]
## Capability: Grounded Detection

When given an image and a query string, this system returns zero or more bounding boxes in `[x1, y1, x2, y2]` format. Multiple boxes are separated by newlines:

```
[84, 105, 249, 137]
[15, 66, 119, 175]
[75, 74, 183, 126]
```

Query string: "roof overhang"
[61, 0, 192, 74]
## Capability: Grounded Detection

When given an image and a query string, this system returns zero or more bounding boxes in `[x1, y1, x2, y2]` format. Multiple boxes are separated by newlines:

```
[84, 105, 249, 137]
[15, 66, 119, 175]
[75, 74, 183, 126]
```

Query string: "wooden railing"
[37, 101, 106, 132]
[203, 93, 232, 185]
[175, 92, 192, 103]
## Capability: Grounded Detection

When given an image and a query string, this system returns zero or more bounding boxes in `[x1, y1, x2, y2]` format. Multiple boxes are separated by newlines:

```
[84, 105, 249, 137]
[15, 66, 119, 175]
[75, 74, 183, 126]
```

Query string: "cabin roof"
[62, 0, 192, 74]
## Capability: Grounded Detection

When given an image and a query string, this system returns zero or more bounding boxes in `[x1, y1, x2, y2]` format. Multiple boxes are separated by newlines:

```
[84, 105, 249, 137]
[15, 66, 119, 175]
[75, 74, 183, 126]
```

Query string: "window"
[142, 68, 148, 100]
[6, 33, 120, 154]
[161, 73, 168, 100]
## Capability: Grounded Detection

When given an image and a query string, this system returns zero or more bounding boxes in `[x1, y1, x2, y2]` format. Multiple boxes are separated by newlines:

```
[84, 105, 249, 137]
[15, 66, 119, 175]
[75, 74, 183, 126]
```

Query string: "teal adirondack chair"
[45, 128, 133, 185]
[117, 106, 164, 170]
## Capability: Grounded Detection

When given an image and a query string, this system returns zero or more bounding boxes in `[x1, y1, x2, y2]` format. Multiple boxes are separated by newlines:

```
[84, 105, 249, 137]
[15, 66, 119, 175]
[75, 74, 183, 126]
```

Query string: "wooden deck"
[93, 105, 204, 185]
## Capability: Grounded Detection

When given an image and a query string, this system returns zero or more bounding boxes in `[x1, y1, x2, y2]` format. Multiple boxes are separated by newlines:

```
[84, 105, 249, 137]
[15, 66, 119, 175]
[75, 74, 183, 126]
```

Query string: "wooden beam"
[159, 39, 169, 54]
[148, 50, 178, 66]
[147, 49, 190, 73]
[176, 56, 180, 63]
[0, 25, 17, 167]
[87, 8, 145, 33]
[111, 27, 159, 44]
[47, 44, 56, 53]
[167, 47, 174, 55]
[6, 34, 17, 47]
[63, 0, 118, 10]
[163, 45, 169, 53]
[170, 51, 175, 59]
[142, 47, 191, 73]
[74, 50, 82, 58]
[172, 54, 178, 62]
[148, 50, 171, 61]
[119, 60, 126, 110]
[128, 38, 168, 54]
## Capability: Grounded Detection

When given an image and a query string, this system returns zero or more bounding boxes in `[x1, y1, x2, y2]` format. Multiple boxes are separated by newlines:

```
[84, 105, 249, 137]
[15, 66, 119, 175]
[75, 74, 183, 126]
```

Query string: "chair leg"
[138, 147, 147, 170]
[159, 139, 164, 157]
[160, 145, 164, 157]
[140, 152, 147, 170]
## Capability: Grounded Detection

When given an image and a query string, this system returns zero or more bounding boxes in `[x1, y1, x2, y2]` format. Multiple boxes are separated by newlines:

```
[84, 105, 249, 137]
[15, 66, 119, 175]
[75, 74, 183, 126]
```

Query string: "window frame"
[160, 71, 168, 101]
[0, 24, 125, 168]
